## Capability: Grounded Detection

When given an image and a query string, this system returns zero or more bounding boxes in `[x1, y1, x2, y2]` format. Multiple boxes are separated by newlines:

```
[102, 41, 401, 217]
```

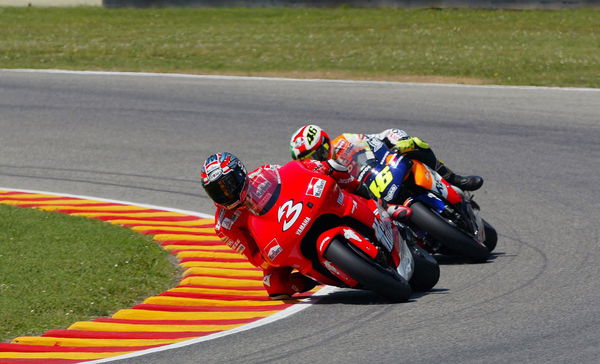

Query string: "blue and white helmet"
[200, 152, 248, 210]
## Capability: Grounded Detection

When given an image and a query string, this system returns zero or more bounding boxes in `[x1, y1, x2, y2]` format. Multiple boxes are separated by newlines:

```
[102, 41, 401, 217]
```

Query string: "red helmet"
[289, 124, 331, 161]
[200, 152, 248, 210]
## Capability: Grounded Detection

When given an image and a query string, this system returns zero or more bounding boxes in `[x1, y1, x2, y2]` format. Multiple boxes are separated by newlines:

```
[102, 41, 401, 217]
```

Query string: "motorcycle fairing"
[247, 161, 414, 288]
[247, 162, 376, 266]
[314, 226, 379, 287]
[410, 160, 463, 205]
[363, 152, 412, 202]
[405, 192, 447, 214]
[457, 193, 487, 243]
[316, 226, 379, 260]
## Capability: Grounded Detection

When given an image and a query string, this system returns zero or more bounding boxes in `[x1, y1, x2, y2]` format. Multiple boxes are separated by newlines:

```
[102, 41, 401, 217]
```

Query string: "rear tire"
[410, 202, 490, 262]
[324, 238, 412, 302]
[409, 244, 440, 292]
[483, 219, 497, 252]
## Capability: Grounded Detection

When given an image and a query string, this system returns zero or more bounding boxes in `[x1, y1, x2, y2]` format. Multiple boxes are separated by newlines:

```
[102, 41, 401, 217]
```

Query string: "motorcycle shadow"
[293, 287, 448, 305]
[433, 252, 503, 265]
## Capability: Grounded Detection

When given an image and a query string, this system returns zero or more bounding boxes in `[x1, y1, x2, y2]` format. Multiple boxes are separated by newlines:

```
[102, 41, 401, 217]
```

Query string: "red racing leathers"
[213, 159, 361, 299]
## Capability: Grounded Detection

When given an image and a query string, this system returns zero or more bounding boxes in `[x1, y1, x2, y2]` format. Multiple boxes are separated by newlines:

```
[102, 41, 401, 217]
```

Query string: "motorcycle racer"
[200, 152, 410, 299]
[289, 124, 483, 192]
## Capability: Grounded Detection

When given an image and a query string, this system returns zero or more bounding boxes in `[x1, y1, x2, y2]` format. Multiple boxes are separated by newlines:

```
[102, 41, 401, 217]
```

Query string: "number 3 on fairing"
[278, 200, 303, 231]
[369, 166, 393, 198]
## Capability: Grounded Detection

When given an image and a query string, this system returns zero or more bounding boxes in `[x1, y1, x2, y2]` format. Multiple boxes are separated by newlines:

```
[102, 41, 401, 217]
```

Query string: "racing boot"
[435, 163, 483, 192]
[387, 204, 412, 222]
[446, 173, 484, 191]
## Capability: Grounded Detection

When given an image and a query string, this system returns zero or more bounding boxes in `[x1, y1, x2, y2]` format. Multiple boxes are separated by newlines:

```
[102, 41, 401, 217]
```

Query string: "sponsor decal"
[226, 239, 245, 254]
[357, 166, 371, 183]
[220, 218, 232, 230]
[217, 233, 229, 244]
[372, 218, 394, 252]
[247, 169, 261, 179]
[295, 216, 312, 236]
[384, 184, 398, 202]
[343, 228, 362, 242]
[390, 154, 403, 169]
[277, 200, 303, 231]
[351, 200, 358, 214]
[265, 238, 283, 261]
[368, 137, 384, 152]
[337, 190, 344, 205]
[436, 180, 444, 193]
[263, 274, 272, 287]
[214, 209, 225, 231]
[385, 152, 401, 168]
[217, 210, 241, 231]
[323, 260, 341, 276]
[208, 170, 222, 182]
[386, 129, 409, 143]
[226, 238, 239, 250]
[306, 177, 326, 198]
[337, 177, 353, 184]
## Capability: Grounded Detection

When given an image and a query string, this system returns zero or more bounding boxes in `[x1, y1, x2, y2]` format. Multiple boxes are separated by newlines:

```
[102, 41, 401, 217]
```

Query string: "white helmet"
[289, 124, 332, 161]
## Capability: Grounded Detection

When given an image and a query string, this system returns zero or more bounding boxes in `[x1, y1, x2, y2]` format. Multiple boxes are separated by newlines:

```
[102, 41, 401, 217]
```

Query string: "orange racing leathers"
[332, 129, 455, 180]
[212, 160, 361, 299]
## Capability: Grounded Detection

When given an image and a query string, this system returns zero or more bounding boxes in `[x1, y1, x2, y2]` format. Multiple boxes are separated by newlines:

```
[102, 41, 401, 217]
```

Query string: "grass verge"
[0, 7, 598, 87]
[0, 204, 180, 343]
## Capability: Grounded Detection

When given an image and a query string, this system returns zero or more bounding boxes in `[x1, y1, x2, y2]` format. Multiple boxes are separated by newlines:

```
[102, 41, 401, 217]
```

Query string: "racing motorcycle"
[336, 135, 497, 262]
[244, 161, 440, 302]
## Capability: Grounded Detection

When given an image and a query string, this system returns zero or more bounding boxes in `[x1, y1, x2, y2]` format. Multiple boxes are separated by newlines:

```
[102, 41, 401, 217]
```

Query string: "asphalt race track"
[1, 69, 599, 364]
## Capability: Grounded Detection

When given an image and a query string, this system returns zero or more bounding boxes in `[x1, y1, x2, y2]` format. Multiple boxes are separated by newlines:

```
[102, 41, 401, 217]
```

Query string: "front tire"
[410, 202, 490, 262]
[409, 244, 440, 292]
[324, 238, 412, 302]
[483, 219, 497, 252]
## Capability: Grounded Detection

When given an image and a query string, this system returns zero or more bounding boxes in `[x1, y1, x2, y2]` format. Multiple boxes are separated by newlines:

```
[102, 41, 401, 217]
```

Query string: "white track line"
[2, 68, 599, 92]
[88, 286, 339, 363]
[0, 187, 339, 363]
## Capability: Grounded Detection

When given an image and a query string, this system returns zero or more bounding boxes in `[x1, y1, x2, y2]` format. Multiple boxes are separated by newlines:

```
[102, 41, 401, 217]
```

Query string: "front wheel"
[410, 202, 490, 262]
[483, 219, 497, 252]
[409, 244, 440, 292]
[324, 238, 412, 302]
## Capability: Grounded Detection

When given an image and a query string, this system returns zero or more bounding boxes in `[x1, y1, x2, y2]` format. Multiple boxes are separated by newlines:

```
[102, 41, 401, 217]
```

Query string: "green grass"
[0, 7, 598, 87]
[0, 204, 180, 343]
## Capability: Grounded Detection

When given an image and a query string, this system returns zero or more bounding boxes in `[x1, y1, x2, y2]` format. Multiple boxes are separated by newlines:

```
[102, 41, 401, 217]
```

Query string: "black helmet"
[200, 152, 248, 210]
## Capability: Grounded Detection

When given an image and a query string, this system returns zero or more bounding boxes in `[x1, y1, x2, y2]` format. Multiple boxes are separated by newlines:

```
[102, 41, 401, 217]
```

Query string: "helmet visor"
[204, 171, 246, 209]
[297, 143, 330, 161]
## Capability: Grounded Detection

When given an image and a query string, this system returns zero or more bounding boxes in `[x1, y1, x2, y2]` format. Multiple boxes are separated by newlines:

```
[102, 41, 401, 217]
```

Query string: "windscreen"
[245, 167, 281, 216]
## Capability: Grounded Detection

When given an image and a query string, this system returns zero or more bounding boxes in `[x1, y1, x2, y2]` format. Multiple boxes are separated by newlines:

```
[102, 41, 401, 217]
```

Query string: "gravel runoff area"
[0, 0, 101, 6]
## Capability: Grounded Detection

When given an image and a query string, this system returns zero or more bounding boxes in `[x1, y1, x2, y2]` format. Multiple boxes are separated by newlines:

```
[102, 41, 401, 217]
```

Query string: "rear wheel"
[324, 238, 412, 302]
[410, 202, 490, 262]
[409, 244, 440, 292]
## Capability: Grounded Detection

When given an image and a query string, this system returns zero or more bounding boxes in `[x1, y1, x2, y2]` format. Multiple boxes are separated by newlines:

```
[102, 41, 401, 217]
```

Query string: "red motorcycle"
[244, 161, 439, 302]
